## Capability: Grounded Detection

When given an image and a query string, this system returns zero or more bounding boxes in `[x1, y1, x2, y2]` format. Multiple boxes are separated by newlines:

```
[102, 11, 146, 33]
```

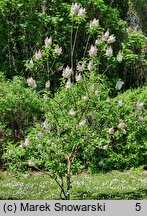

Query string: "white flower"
[107, 35, 116, 43]
[55, 47, 62, 56]
[78, 7, 86, 17]
[45, 36, 52, 48]
[8, 150, 14, 155]
[115, 130, 119, 136]
[77, 63, 85, 72]
[102, 145, 108, 150]
[29, 59, 34, 69]
[118, 100, 123, 107]
[104, 29, 110, 40]
[28, 161, 35, 167]
[90, 18, 99, 30]
[59, 65, 63, 71]
[75, 73, 82, 82]
[69, 108, 76, 116]
[65, 78, 71, 89]
[18, 144, 23, 148]
[117, 51, 123, 63]
[70, 2, 80, 16]
[95, 38, 102, 45]
[43, 95, 49, 100]
[62, 66, 73, 78]
[81, 95, 89, 101]
[95, 89, 101, 95]
[89, 45, 97, 57]
[118, 120, 126, 129]
[122, 129, 126, 134]
[23, 174, 29, 179]
[115, 80, 124, 90]
[79, 119, 87, 127]
[138, 116, 144, 121]
[43, 119, 50, 132]
[45, 80, 50, 88]
[88, 60, 93, 71]
[108, 127, 114, 134]
[27, 77, 37, 88]
[38, 144, 42, 148]
[106, 46, 113, 57]
[35, 49, 42, 60]
[23, 138, 30, 147]
[35, 132, 43, 140]
[136, 102, 144, 110]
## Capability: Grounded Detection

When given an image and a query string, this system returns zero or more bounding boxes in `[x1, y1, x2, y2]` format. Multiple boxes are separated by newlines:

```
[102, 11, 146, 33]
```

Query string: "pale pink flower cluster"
[118, 120, 126, 134]
[55, 47, 62, 56]
[62, 66, 73, 78]
[118, 100, 123, 107]
[89, 45, 97, 57]
[43, 119, 50, 133]
[117, 51, 123, 63]
[70, 2, 80, 16]
[138, 116, 144, 122]
[90, 18, 99, 30]
[77, 63, 85, 72]
[115, 80, 124, 90]
[95, 89, 101, 95]
[44, 36, 52, 48]
[107, 35, 116, 43]
[65, 79, 71, 89]
[29, 59, 34, 68]
[136, 102, 144, 110]
[106, 46, 113, 57]
[118, 121, 126, 129]
[35, 49, 42, 60]
[69, 108, 76, 117]
[108, 127, 115, 134]
[8, 149, 14, 155]
[78, 7, 86, 17]
[23, 138, 30, 148]
[104, 29, 110, 40]
[43, 95, 49, 100]
[27, 77, 37, 88]
[70, 3, 86, 17]
[87, 60, 93, 71]
[95, 38, 102, 45]
[79, 119, 87, 127]
[45, 80, 50, 88]
[103, 30, 116, 43]
[28, 161, 35, 167]
[102, 145, 108, 150]
[23, 174, 29, 179]
[81, 95, 89, 101]
[75, 73, 82, 82]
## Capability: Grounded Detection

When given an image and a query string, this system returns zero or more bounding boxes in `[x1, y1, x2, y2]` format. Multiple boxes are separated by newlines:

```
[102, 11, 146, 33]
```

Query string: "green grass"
[0, 169, 147, 200]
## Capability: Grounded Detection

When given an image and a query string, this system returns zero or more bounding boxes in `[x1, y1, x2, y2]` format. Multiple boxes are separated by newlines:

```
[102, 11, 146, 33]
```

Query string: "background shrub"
[0, 73, 44, 143]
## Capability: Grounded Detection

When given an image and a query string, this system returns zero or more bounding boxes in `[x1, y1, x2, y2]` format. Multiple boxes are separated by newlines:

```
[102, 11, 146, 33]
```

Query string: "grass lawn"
[0, 169, 147, 200]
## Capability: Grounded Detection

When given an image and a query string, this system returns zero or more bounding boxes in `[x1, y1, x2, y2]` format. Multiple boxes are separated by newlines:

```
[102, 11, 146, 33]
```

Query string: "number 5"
[135, 203, 141, 211]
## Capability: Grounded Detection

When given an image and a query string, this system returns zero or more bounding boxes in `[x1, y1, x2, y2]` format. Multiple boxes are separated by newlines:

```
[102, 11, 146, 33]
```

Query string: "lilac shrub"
[3, 2, 147, 200]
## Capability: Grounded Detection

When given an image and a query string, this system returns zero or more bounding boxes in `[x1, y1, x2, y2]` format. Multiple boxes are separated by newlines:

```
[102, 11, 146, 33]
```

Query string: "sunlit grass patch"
[0, 169, 147, 200]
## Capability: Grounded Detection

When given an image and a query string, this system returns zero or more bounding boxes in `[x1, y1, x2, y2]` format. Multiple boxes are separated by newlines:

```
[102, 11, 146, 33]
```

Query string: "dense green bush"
[0, 73, 44, 143]
[3, 68, 147, 198]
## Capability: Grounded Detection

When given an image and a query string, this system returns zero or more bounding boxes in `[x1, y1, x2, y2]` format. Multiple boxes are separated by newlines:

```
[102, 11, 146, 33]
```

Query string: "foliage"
[0, 73, 44, 143]
[129, 0, 147, 35]
[120, 32, 147, 88]
[3, 72, 147, 199]
[0, 0, 126, 89]
[2, 1, 147, 200]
